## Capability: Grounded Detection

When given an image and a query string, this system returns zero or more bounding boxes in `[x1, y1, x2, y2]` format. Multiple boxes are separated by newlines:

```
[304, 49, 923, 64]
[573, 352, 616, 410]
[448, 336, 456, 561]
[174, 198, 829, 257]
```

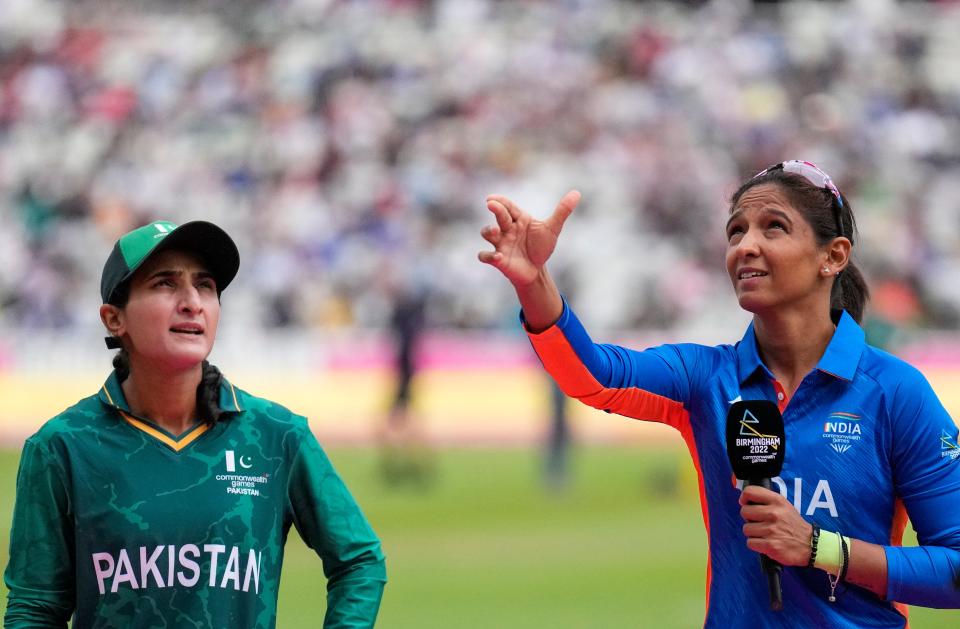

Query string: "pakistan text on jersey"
[216, 473, 270, 496]
[91, 544, 262, 596]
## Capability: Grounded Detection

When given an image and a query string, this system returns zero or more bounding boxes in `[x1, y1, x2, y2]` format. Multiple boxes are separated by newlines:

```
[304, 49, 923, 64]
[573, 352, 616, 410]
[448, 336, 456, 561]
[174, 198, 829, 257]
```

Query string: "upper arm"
[888, 367, 960, 548]
[286, 427, 385, 581]
[883, 365, 960, 604]
[526, 301, 707, 427]
[3, 439, 75, 626]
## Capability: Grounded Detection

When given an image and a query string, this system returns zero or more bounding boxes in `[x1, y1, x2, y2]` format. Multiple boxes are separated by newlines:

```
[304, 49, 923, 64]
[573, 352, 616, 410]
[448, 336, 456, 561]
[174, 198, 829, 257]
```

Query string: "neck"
[122, 361, 203, 435]
[752, 307, 836, 398]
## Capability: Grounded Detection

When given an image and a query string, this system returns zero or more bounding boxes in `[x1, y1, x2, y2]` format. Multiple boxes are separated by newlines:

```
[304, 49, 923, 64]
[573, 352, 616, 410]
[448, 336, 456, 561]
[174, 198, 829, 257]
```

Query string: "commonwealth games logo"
[822, 412, 862, 454]
[217, 451, 269, 497]
[941, 430, 960, 460]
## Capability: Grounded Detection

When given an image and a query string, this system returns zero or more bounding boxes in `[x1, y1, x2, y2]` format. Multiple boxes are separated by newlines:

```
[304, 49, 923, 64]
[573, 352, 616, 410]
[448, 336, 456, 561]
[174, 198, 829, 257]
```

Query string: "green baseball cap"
[100, 220, 240, 306]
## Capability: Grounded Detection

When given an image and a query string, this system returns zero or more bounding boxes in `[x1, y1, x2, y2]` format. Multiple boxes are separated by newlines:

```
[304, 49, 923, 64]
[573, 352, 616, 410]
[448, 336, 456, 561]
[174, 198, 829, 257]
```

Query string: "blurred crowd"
[1, 0, 960, 339]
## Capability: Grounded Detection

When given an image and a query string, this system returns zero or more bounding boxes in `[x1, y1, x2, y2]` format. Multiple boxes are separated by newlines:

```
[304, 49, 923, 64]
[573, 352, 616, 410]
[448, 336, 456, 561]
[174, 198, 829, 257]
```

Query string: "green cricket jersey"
[4, 369, 386, 628]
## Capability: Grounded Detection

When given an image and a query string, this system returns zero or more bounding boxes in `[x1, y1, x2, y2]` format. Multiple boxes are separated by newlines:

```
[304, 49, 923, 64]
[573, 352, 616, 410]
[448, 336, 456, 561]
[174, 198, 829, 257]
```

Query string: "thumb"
[545, 189, 581, 235]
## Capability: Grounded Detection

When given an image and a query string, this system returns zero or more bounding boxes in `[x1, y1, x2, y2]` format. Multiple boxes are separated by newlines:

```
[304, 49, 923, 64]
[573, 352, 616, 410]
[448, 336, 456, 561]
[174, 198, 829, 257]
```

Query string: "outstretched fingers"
[545, 189, 581, 235]
[487, 194, 522, 223]
[480, 224, 502, 246]
[477, 249, 503, 267]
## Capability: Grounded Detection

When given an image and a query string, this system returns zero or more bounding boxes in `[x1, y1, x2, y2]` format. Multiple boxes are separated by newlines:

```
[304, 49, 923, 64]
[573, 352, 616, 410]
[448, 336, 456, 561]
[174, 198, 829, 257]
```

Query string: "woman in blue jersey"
[4, 220, 386, 628]
[478, 161, 960, 627]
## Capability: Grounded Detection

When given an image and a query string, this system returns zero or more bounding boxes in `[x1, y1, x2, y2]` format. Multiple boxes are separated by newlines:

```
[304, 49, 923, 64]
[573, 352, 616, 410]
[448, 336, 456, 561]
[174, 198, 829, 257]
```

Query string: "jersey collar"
[736, 310, 865, 384]
[98, 368, 245, 415]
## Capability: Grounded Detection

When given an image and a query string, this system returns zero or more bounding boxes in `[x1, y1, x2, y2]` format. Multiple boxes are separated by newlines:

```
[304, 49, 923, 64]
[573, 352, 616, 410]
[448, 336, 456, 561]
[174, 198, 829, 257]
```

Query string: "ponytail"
[196, 361, 225, 425]
[112, 348, 131, 382]
[832, 263, 869, 324]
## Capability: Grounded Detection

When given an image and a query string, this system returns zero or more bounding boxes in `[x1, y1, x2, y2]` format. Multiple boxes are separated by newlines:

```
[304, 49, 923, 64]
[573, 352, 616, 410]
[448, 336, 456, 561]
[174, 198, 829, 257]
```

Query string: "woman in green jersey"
[4, 220, 386, 628]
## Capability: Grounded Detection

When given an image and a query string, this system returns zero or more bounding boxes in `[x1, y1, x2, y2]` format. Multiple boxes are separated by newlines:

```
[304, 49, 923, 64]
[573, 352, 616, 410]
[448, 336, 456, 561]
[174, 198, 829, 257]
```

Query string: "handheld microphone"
[725, 400, 786, 611]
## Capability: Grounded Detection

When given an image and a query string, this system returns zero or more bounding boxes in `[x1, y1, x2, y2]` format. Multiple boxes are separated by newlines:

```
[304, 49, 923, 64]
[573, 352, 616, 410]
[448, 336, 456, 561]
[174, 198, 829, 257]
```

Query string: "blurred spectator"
[1, 0, 960, 337]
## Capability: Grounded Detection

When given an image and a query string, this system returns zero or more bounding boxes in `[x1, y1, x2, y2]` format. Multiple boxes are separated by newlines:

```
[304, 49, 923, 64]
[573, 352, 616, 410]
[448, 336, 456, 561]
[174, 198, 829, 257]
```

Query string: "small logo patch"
[941, 430, 960, 460]
[218, 451, 269, 497]
[822, 412, 862, 454]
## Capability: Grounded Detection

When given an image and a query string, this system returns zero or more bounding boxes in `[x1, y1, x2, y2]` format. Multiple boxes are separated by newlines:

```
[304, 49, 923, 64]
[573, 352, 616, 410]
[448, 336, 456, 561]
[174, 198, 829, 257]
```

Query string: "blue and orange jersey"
[526, 300, 960, 628]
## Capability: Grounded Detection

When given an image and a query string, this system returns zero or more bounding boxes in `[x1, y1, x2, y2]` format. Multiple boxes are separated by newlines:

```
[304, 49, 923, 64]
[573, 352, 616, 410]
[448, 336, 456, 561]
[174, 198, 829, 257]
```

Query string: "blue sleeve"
[523, 299, 708, 425]
[882, 364, 960, 607]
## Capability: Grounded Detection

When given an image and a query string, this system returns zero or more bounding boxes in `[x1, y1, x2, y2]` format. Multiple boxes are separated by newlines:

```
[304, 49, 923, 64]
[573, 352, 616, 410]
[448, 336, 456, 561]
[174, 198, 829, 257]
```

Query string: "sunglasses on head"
[751, 160, 845, 238]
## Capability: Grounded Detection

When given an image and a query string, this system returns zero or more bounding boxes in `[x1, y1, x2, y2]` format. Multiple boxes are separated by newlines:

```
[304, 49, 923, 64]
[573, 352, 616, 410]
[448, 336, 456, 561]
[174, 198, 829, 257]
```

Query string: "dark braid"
[112, 348, 131, 382]
[196, 360, 225, 424]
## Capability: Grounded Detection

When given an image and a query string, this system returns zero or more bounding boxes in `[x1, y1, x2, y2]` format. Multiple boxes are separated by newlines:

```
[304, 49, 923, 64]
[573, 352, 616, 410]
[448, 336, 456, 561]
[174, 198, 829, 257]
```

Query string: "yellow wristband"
[814, 529, 842, 574]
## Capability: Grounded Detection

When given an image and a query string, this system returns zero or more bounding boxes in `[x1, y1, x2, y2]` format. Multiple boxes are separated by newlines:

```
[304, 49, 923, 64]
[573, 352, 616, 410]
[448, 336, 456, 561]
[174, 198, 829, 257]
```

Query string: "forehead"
[133, 249, 211, 280]
[731, 183, 799, 215]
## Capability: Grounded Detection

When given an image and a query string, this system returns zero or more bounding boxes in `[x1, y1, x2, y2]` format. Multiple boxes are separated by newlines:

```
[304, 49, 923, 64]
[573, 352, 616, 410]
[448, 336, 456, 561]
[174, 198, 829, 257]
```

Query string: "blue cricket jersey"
[525, 300, 960, 628]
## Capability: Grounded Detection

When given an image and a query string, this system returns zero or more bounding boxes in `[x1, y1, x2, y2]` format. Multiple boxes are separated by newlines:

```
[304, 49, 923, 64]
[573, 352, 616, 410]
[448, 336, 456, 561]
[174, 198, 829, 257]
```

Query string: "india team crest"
[822, 412, 862, 454]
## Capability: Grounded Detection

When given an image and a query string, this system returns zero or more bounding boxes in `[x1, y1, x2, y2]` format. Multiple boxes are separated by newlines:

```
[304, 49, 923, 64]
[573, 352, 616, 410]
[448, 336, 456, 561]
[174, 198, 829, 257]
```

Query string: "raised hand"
[478, 190, 581, 288]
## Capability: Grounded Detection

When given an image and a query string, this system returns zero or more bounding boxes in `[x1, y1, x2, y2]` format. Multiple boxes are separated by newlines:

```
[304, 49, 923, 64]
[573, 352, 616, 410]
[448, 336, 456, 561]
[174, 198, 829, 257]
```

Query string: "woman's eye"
[727, 226, 743, 240]
[197, 281, 216, 291]
[768, 220, 787, 231]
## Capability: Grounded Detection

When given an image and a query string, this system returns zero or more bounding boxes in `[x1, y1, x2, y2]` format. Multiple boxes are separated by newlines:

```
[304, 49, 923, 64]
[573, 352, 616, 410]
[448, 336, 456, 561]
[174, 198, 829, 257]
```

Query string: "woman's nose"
[179, 286, 203, 313]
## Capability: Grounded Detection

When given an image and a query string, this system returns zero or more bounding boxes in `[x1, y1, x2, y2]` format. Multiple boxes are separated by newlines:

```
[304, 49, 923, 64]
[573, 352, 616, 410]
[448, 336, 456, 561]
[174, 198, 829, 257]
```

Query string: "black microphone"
[725, 400, 786, 612]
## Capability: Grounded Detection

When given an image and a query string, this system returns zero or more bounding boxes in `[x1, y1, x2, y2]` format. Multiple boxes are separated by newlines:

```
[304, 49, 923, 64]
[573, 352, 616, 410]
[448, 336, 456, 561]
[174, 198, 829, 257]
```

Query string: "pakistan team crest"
[216, 450, 270, 497]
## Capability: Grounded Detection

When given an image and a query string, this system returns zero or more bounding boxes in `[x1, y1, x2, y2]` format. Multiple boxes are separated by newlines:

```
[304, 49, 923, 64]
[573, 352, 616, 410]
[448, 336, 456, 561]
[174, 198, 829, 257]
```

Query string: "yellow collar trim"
[228, 381, 242, 411]
[118, 411, 209, 452]
[101, 385, 117, 407]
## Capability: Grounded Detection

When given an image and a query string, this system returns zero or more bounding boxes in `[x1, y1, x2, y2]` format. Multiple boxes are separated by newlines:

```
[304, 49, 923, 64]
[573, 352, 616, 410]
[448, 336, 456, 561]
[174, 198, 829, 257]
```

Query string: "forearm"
[3, 597, 72, 628]
[515, 268, 562, 333]
[818, 533, 960, 608]
[884, 544, 960, 607]
[844, 538, 887, 598]
[324, 558, 387, 628]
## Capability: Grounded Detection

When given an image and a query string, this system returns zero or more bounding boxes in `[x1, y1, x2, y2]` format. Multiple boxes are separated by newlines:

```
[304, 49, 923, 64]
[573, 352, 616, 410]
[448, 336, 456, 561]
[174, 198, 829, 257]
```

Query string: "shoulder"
[649, 341, 737, 367]
[26, 392, 110, 447]
[857, 344, 930, 391]
[856, 345, 944, 418]
[228, 384, 311, 435]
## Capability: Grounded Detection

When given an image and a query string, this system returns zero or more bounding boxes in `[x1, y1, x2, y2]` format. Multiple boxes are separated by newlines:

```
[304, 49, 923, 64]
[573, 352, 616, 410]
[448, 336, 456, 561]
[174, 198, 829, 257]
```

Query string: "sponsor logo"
[91, 544, 262, 596]
[152, 222, 175, 239]
[218, 451, 269, 497]
[822, 412, 862, 454]
[941, 429, 960, 460]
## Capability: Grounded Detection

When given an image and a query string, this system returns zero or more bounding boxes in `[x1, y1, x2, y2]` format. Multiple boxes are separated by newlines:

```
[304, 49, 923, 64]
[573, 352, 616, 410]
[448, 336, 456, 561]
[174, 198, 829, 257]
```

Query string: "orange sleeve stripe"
[528, 326, 689, 430]
[890, 498, 910, 625]
[677, 418, 712, 623]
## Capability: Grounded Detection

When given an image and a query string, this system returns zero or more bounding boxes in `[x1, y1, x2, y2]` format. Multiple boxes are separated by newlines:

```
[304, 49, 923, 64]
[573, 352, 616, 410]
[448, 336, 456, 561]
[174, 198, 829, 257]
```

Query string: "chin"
[155, 348, 211, 372]
[736, 294, 770, 315]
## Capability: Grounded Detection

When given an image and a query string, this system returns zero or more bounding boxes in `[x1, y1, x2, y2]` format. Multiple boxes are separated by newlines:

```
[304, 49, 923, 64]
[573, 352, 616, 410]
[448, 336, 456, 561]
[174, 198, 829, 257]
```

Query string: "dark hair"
[729, 170, 870, 323]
